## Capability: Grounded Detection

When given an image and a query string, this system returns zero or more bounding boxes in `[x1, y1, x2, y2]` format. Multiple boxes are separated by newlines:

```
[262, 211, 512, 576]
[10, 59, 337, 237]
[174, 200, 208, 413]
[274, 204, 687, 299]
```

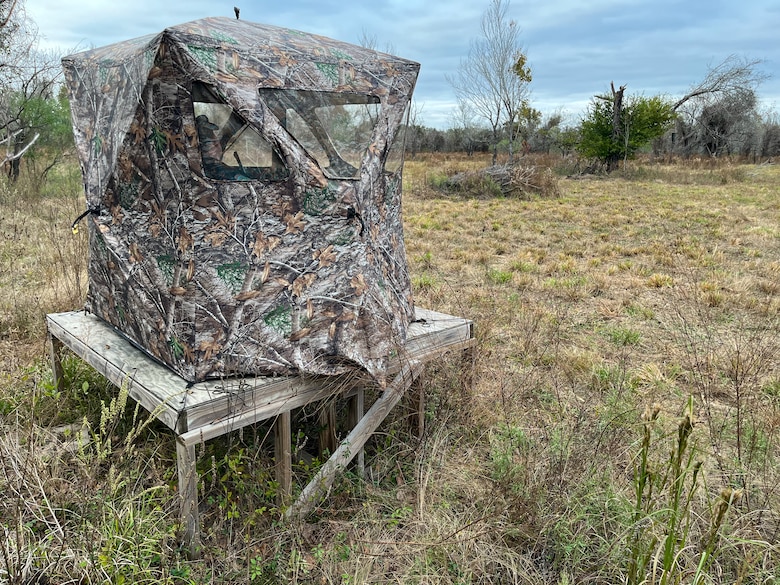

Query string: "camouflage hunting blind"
[62, 17, 420, 384]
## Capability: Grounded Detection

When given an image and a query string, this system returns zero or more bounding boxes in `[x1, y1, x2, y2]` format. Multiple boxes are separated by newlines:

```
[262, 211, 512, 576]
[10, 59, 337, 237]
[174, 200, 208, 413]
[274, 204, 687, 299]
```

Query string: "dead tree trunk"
[607, 82, 626, 172]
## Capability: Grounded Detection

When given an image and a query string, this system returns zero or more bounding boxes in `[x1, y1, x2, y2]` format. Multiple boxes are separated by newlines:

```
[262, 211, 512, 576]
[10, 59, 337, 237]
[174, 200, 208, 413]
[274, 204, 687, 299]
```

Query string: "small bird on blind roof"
[234, 6, 240, 19]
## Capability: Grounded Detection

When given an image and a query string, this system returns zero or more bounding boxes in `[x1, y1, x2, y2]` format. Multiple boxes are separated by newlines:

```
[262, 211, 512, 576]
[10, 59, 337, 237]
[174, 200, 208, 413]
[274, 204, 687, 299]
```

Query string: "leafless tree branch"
[673, 54, 768, 112]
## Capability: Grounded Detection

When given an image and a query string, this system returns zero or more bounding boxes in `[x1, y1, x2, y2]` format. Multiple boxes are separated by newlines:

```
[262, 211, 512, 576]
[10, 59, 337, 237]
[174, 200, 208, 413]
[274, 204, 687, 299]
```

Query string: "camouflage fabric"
[62, 17, 419, 384]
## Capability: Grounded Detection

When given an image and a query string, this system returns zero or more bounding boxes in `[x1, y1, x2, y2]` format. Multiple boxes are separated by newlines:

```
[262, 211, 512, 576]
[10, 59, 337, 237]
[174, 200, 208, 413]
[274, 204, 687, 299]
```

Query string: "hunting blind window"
[258, 88, 381, 179]
[194, 84, 387, 181]
[193, 82, 288, 181]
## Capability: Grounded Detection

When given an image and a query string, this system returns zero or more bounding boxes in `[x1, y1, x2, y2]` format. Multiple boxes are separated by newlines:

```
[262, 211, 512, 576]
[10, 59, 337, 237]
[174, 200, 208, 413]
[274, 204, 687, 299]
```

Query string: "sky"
[25, 0, 780, 129]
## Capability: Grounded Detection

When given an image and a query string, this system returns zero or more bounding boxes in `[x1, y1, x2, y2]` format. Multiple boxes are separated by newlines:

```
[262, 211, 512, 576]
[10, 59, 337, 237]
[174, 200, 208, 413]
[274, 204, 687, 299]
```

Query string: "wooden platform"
[46, 308, 474, 556]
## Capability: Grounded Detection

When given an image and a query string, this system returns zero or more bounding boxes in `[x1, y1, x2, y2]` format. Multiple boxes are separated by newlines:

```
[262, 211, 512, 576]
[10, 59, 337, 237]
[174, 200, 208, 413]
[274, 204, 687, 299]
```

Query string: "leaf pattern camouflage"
[61, 17, 419, 384]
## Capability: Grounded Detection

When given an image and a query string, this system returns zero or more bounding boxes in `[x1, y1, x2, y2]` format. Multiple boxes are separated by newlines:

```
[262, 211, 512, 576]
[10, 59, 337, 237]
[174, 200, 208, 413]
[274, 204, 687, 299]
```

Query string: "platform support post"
[47, 332, 65, 394]
[318, 402, 338, 457]
[347, 388, 365, 478]
[176, 438, 200, 559]
[288, 362, 423, 519]
[273, 411, 292, 506]
[414, 379, 426, 439]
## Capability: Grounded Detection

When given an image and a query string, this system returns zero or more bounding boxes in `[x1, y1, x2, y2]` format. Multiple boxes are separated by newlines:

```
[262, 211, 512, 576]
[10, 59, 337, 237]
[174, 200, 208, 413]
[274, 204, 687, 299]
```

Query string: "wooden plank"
[402, 310, 475, 363]
[46, 313, 182, 430]
[183, 375, 354, 434]
[273, 411, 292, 505]
[178, 381, 337, 446]
[287, 362, 424, 518]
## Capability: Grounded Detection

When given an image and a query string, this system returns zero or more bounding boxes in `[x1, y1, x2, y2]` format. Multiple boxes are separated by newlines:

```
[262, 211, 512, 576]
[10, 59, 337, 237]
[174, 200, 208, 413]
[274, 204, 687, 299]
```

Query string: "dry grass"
[2, 153, 780, 583]
[0, 164, 87, 340]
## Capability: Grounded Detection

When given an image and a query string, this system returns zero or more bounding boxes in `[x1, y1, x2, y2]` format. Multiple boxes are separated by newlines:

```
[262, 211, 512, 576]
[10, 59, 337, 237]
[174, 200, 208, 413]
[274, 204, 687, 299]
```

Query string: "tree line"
[437, 0, 777, 171]
[407, 87, 780, 166]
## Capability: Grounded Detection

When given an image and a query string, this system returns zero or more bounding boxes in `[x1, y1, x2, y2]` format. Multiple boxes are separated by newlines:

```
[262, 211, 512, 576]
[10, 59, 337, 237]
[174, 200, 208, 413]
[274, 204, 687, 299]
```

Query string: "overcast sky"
[26, 0, 780, 129]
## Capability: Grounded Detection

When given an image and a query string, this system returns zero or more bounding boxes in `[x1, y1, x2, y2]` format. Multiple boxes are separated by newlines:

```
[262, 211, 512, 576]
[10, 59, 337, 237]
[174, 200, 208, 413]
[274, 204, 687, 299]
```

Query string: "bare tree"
[757, 107, 780, 158]
[357, 28, 395, 56]
[696, 88, 758, 156]
[448, 0, 531, 165]
[0, 0, 63, 179]
[530, 110, 566, 154]
[673, 55, 766, 112]
[450, 98, 478, 155]
[357, 28, 377, 51]
[672, 55, 767, 156]
[404, 98, 424, 158]
[0, 0, 20, 41]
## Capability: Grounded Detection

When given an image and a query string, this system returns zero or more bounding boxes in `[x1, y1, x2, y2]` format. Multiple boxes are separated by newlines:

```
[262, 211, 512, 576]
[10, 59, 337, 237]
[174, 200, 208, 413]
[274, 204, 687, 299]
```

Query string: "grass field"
[1, 153, 779, 583]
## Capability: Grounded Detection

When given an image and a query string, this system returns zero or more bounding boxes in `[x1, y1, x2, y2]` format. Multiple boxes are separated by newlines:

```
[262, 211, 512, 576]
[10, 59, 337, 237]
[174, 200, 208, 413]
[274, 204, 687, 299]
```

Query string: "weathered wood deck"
[47, 308, 474, 557]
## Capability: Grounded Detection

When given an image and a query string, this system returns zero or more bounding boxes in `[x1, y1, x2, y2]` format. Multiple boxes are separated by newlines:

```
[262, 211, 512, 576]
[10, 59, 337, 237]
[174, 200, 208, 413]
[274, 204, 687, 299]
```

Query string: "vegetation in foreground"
[2, 153, 780, 584]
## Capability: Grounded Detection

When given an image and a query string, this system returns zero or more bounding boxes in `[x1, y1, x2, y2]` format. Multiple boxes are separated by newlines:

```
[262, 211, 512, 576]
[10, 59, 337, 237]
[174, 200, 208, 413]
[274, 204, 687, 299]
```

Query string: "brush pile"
[441, 163, 560, 199]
